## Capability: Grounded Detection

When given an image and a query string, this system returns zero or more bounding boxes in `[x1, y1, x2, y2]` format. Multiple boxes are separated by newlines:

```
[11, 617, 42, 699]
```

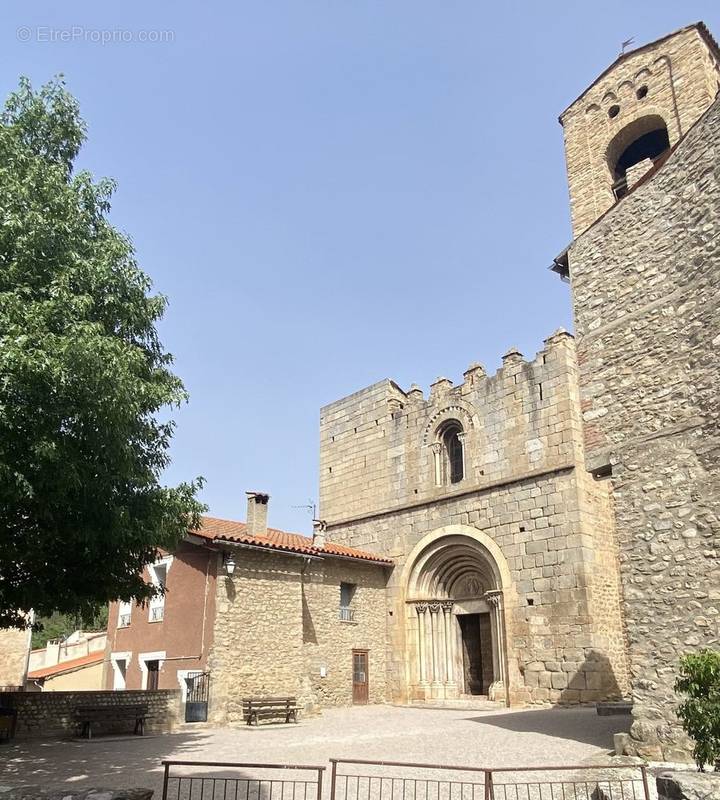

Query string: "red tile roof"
[192, 516, 392, 565]
[27, 651, 104, 681]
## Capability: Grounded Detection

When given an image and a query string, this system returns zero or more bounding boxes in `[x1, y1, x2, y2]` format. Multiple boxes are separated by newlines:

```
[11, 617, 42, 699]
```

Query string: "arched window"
[606, 114, 670, 199]
[434, 420, 465, 485]
[444, 423, 464, 484]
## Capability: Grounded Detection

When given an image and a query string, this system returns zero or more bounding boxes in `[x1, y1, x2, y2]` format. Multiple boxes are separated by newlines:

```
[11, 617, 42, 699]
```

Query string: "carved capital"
[430, 442, 443, 455]
[484, 589, 503, 608]
[441, 600, 454, 613]
[428, 602, 442, 614]
[414, 602, 428, 614]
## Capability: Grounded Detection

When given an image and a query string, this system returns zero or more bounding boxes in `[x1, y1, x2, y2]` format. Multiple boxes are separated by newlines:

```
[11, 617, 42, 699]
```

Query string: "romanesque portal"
[406, 535, 507, 701]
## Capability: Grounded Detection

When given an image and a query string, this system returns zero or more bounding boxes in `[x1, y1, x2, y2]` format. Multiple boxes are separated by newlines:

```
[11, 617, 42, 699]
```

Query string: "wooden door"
[146, 660, 160, 691]
[458, 614, 483, 695]
[352, 650, 369, 704]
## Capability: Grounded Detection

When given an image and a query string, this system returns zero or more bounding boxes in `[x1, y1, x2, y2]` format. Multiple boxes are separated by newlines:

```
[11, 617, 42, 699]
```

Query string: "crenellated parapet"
[319, 329, 581, 524]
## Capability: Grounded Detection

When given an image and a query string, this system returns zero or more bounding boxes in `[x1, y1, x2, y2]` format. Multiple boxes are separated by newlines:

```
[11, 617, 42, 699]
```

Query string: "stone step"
[596, 701, 633, 716]
[409, 697, 504, 711]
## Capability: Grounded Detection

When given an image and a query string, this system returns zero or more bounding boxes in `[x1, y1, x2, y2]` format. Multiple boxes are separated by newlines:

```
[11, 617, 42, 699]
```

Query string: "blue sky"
[3, 2, 719, 533]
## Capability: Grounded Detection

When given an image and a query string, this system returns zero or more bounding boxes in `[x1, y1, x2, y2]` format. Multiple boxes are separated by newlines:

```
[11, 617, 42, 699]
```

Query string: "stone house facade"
[553, 22, 720, 761]
[0, 625, 32, 692]
[102, 492, 391, 721]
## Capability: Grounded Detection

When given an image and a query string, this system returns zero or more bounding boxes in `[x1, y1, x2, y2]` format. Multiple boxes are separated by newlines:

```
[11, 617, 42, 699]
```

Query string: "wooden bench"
[0, 708, 17, 741]
[242, 697, 301, 726]
[74, 704, 148, 739]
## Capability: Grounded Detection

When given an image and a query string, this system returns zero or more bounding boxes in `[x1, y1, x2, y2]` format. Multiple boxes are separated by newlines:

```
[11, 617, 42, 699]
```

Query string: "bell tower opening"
[558, 23, 720, 236]
[608, 115, 671, 199]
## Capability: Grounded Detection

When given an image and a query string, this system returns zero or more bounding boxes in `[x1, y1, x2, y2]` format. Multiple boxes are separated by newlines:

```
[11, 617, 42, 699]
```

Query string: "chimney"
[246, 491, 270, 537]
[312, 519, 327, 550]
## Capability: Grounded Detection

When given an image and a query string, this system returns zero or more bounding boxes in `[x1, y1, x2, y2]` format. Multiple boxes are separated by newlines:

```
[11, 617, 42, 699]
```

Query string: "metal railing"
[149, 605, 165, 622]
[118, 613, 131, 628]
[329, 759, 651, 800]
[339, 607, 356, 622]
[162, 761, 325, 800]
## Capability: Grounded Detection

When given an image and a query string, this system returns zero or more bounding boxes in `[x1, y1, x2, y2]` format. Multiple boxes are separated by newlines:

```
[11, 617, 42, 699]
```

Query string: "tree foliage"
[675, 649, 720, 771]
[0, 77, 204, 628]
[31, 607, 109, 650]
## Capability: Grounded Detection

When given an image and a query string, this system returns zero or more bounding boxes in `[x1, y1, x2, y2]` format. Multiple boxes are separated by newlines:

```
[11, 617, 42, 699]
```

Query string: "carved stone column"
[456, 431, 467, 481]
[425, 604, 434, 683]
[441, 601, 456, 687]
[415, 603, 428, 686]
[485, 589, 507, 700]
[430, 442, 443, 486]
[428, 603, 442, 694]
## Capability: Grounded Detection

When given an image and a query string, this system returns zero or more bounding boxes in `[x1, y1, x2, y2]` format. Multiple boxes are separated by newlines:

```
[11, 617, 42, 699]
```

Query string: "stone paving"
[0, 705, 630, 797]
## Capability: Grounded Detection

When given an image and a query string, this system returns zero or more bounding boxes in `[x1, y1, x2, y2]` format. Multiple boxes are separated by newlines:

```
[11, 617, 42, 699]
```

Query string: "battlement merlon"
[318, 331, 583, 525]
[320, 328, 576, 422]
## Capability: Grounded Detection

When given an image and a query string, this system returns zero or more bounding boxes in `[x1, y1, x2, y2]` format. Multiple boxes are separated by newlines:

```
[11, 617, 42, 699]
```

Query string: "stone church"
[319, 21, 720, 760]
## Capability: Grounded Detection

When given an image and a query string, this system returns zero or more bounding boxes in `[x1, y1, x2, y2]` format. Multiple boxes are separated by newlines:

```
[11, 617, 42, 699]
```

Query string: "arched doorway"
[405, 531, 509, 703]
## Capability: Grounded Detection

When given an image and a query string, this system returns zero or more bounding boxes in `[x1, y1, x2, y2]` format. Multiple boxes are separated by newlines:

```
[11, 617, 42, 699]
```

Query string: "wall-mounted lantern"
[224, 552, 236, 575]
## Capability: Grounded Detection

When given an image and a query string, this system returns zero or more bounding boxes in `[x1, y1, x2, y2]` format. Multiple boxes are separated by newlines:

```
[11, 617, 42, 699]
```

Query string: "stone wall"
[560, 24, 720, 236]
[0, 627, 30, 690]
[567, 94, 720, 760]
[0, 689, 181, 739]
[656, 771, 720, 800]
[320, 332, 628, 706]
[208, 550, 388, 724]
[321, 330, 588, 526]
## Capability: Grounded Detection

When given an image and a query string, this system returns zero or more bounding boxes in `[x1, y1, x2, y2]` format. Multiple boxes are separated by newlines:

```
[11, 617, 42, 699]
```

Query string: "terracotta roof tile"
[27, 651, 104, 681]
[193, 516, 392, 565]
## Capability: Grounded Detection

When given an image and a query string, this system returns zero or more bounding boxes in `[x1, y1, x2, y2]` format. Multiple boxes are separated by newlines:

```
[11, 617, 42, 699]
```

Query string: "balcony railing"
[339, 606, 355, 622]
[118, 613, 131, 628]
[149, 605, 165, 622]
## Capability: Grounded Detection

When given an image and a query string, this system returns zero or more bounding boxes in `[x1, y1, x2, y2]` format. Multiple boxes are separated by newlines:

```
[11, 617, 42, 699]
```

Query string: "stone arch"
[401, 526, 513, 704]
[421, 403, 477, 446]
[601, 90, 618, 106]
[604, 112, 671, 197]
[402, 525, 512, 595]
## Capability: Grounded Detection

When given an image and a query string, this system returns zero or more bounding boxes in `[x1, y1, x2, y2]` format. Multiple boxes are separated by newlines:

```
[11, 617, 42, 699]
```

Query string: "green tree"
[675, 649, 720, 771]
[31, 607, 109, 650]
[0, 77, 204, 629]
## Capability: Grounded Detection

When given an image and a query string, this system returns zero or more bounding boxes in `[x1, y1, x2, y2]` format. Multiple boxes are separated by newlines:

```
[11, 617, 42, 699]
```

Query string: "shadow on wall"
[223, 575, 236, 602]
[519, 649, 624, 706]
[560, 649, 624, 704]
[302, 583, 318, 645]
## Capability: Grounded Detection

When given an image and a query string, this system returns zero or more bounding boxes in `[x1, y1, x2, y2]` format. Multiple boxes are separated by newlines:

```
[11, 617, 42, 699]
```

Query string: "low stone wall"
[0, 690, 181, 739]
[656, 771, 720, 800]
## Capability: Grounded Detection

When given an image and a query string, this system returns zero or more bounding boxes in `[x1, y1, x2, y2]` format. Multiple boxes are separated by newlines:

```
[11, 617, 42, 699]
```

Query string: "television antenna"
[292, 499, 316, 518]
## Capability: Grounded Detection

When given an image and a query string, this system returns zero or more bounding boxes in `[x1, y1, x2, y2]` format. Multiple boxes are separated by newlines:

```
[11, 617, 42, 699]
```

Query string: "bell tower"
[560, 22, 720, 237]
